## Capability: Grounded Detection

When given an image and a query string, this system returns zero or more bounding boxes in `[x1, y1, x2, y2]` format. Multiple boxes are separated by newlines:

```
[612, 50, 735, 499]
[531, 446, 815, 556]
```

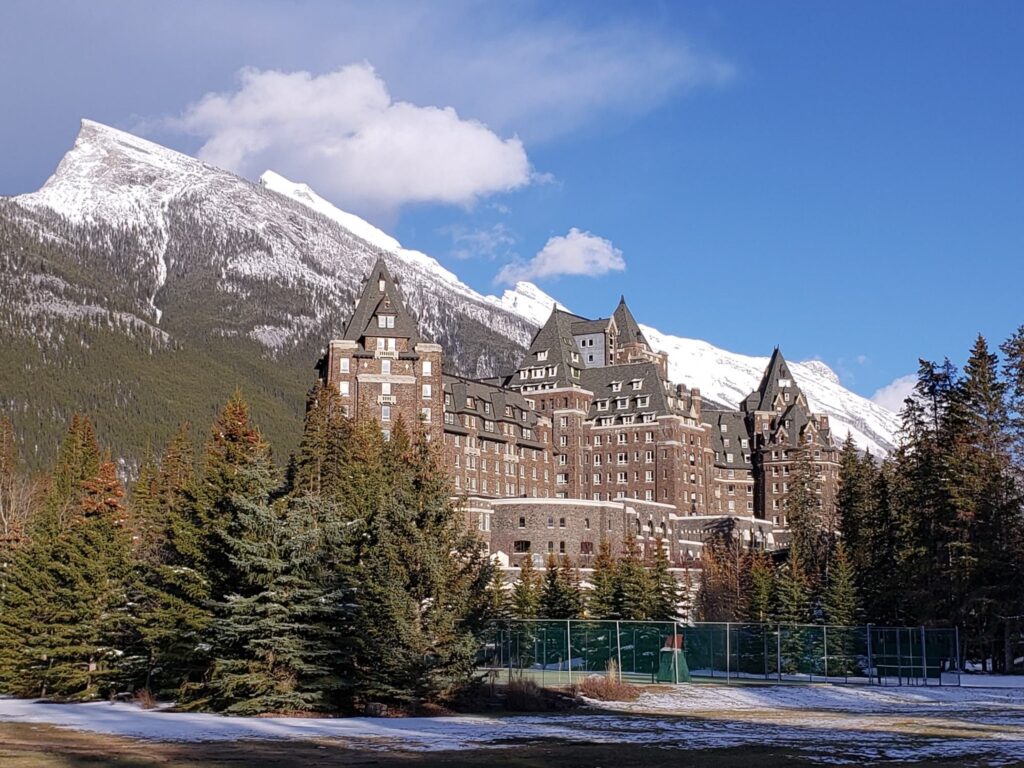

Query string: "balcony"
[378, 395, 397, 405]
[375, 349, 398, 359]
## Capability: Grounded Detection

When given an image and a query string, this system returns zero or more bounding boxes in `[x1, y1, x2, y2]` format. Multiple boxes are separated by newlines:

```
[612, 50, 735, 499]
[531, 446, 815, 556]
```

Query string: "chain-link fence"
[479, 620, 962, 687]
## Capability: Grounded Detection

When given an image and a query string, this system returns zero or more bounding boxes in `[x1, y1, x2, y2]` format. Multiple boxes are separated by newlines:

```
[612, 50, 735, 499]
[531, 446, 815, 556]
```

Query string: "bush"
[133, 689, 158, 710]
[503, 678, 548, 711]
[574, 661, 640, 702]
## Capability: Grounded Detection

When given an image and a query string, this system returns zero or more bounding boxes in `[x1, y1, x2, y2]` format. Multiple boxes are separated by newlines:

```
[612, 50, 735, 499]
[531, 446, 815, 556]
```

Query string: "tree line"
[0, 385, 493, 713]
[694, 330, 1024, 673]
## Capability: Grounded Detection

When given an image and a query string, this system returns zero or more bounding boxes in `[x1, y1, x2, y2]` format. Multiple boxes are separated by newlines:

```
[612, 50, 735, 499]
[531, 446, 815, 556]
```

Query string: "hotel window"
[422, 384, 432, 398]
[381, 405, 391, 422]
[339, 358, 349, 373]
[421, 408, 431, 423]
[537, 350, 548, 361]
[381, 359, 391, 375]
[339, 381, 350, 397]
[377, 315, 395, 329]
[422, 360, 432, 376]
[612, 382, 622, 392]
[513, 540, 530, 553]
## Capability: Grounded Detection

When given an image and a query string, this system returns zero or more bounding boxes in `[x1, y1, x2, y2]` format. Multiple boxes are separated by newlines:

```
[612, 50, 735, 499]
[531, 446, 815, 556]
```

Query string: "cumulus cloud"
[871, 374, 917, 414]
[172, 64, 531, 215]
[496, 228, 624, 285]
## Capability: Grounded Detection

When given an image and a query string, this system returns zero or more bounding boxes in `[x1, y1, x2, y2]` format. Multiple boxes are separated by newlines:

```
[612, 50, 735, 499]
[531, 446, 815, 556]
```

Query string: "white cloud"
[446, 223, 516, 261]
[871, 374, 917, 414]
[496, 228, 624, 285]
[172, 64, 531, 215]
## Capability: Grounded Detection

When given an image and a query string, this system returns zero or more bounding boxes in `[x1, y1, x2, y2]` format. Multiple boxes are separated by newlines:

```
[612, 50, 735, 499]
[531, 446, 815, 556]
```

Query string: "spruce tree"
[0, 461, 135, 699]
[353, 418, 492, 708]
[648, 539, 680, 622]
[203, 486, 354, 714]
[614, 533, 652, 621]
[823, 542, 860, 626]
[587, 539, 618, 619]
[540, 555, 568, 618]
[745, 551, 776, 624]
[34, 415, 101, 538]
[511, 554, 541, 619]
[484, 567, 510, 622]
[786, 443, 827, 589]
[289, 383, 353, 500]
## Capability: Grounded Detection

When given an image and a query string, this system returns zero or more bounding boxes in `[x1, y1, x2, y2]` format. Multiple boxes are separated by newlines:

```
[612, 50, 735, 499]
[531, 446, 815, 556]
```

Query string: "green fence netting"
[478, 620, 960, 686]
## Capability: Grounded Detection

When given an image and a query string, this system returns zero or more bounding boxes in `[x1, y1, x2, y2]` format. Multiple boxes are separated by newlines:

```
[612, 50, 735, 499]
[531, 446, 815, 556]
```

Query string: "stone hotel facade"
[318, 259, 839, 572]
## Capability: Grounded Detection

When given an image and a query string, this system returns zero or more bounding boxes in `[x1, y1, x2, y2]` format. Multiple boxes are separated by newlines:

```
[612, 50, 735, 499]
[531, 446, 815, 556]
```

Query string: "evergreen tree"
[353, 419, 492, 708]
[511, 554, 541, 619]
[745, 551, 776, 624]
[695, 520, 744, 621]
[614, 533, 652, 621]
[776, 548, 811, 626]
[587, 539, 618, 619]
[0, 461, 135, 699]
[539, 555, 584, 619]
[648, 539, 680, 622]
[289, 383, 353, 500]
[823, 541, 860, 626]
[484, 567, 510, 622]
[786, 443, 827, 589]
[34, 415, 101, 538]
[202, 487, 355, 714]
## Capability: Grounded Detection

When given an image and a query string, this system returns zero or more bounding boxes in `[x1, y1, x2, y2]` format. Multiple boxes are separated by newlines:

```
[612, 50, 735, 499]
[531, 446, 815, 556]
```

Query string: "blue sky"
[2, 1, 1022, 405]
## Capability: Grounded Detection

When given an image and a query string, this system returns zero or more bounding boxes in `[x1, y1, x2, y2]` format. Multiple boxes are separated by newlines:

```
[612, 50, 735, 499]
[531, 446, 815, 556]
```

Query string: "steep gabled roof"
[516, 307, 588, 387]
[613, 296, 650, 349]
[582, 361, 670, 420]
[743, 347, 803, 413]
[342, 257, 421, 346]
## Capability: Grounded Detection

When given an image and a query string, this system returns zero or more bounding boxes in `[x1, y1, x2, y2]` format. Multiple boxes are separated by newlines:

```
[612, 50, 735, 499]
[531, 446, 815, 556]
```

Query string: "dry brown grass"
[503, 678, 549, 711]
[132, 689, 158, 710]
[574, 661, 641, 702]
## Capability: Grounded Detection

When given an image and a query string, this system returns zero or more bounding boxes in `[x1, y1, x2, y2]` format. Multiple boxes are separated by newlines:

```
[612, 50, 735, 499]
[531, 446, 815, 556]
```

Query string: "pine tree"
[614, 533, 652, 621]
[34, 415, 101, 538]
[823, 542, 860, 626]
[786, 443, 827, 590]
[745, 550, 776, 624]
[648, 539, 680, 622]
[0, 461, 135, 699]
[353, 419, 492, 708]
[540, 555, 568, 618]
[289, 383, 353, 500]
[587, 539, 618, 619]
[511, 554, 541, 619]
[203, 487, 355, 714]
[484, 567, 510, 622]
[776, 548, 811, 626]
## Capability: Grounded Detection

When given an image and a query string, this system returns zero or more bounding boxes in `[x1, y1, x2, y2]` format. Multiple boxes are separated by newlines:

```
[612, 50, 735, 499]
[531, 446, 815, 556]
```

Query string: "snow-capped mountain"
[1, 119, 898, 465]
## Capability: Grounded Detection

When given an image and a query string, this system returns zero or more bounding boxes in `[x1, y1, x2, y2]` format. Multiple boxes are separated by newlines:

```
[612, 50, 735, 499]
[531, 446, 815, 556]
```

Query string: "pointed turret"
[613, 295, 650, 349]
[744, 347, 801, 413]
[342, 257, 421, 346]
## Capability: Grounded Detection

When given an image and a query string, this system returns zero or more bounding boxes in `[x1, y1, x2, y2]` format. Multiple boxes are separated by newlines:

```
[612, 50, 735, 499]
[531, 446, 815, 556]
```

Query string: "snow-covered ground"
[2, 684, 1024, 764]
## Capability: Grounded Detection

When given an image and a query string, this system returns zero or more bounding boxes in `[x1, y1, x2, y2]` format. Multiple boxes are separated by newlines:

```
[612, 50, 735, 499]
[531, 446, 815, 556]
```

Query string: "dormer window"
[612, 382, 622, 392]
[378, 279, 386, 291]
[377, 315, 395, 329]
[721, 424, 728, 433]
[537, 350, 548, 362]
[467, 397, 476, 408]
[632, 379, 642, 390]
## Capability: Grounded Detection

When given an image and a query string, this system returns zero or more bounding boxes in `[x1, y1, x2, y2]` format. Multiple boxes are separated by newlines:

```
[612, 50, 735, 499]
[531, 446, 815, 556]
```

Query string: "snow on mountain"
[11, 119, 900, 454]
[260, 169, 565, 330]
[641, 327, 899, 455]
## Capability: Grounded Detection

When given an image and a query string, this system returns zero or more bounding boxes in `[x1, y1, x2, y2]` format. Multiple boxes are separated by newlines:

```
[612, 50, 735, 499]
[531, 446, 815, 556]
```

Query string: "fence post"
[616, 620, 623, 680]
[726, 622, 731, 684]
[955, 626, 962, 684]
[920, 626, 927, 686]
[777, 623, 782, 683]
[866, 624, 873, 685]
[673, 622, 679, 684]
[896, 629, 902, 686]
[823, 625, 829, 680]
[566, 619, 572, 686]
